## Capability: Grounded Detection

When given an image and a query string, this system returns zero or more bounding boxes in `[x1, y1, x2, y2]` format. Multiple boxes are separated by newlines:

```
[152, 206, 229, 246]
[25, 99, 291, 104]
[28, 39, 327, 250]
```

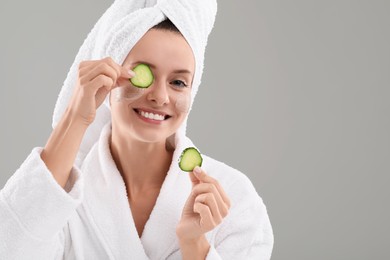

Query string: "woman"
[0, 1, 273, 259]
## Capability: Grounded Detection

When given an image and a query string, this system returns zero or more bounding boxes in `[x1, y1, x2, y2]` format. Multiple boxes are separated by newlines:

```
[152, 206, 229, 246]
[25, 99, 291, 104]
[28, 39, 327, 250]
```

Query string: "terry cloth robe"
[0, 122, 274, 259]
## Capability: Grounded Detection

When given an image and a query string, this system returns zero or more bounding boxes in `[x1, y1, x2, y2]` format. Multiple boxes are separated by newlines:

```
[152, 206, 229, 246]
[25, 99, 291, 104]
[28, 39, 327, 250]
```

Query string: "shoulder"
[201, 154, 249, 185]
[201, 154, 265, 209]
[201, 154, 274, 248]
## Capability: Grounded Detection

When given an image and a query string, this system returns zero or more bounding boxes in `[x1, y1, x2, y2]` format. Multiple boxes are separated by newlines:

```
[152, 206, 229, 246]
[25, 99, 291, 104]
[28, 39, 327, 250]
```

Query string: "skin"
[109, 29, 195, 245]
[43, 28, 231, 259]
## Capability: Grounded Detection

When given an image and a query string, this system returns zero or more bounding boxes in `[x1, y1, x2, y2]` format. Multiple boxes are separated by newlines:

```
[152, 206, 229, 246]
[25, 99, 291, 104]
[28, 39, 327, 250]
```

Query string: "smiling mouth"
[133, 109, 172, 121]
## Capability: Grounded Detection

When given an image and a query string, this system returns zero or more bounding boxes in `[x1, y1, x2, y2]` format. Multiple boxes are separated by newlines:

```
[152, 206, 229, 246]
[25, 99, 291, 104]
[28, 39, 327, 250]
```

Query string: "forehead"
[123, 29, 195, 73]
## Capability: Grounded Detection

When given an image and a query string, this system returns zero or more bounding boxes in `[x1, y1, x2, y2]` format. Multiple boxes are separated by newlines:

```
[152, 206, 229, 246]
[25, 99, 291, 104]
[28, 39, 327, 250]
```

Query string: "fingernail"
[128, 70, 136, 77]
[194, 166, 201, 175]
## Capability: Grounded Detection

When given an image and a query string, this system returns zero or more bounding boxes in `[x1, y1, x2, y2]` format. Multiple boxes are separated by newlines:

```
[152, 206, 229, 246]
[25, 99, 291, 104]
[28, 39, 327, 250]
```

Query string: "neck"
[109, 128, 173, 199]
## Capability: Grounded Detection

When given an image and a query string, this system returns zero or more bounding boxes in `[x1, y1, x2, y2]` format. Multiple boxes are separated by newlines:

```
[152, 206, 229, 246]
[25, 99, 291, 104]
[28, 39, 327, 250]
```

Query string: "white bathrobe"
[1, 0, 274, 258]
[0, 122, 274, 259]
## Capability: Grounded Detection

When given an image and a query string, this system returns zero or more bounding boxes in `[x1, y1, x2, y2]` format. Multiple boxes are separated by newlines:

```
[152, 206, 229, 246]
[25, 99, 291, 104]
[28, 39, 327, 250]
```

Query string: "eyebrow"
[133, 61, 192, 75]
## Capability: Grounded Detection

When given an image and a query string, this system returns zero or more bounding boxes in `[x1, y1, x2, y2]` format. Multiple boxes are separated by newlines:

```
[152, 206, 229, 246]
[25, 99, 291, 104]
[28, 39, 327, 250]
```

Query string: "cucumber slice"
[178, 147, 203, 172]
[130, 64, 154, 88]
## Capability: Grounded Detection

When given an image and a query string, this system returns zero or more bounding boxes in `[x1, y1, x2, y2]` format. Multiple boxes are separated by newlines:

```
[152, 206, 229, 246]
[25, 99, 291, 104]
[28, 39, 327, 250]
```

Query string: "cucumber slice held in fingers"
[178, 147, 203, 172]
[130, 64, 154, 88]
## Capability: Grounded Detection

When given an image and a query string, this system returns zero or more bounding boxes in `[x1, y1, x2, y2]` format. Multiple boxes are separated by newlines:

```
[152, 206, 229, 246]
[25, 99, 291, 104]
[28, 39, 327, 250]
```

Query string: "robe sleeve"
[0, 147, 84, 259]
[205, 175, 274, 260]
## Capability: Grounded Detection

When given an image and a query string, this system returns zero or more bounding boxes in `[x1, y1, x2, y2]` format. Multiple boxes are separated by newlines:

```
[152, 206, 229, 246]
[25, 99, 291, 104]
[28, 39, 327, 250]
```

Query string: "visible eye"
[170, 80, 188, 88]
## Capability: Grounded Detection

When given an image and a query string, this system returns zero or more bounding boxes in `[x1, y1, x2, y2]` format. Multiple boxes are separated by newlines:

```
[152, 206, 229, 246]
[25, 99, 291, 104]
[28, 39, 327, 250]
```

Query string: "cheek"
[111, 86, 145, 103]
[174, 92, 191, 114]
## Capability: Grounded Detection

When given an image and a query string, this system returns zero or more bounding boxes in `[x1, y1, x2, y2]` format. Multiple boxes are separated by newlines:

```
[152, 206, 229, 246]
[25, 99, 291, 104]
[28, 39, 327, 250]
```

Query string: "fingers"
[193, 166, 231, 209]
[189, 171, 201, 187]
[189, 169, 231, 230]
[66, 57, 136, 126]
[81, 63, 119, 87]
[78, 57, 135, 91]
[195, 192, 223, 225]
[121, 66, 136, 78]
[84, 75, 114, 94]
[193, 201, 215, 231]
[191, 182, 230, 221]
[182, 171, 201, 214]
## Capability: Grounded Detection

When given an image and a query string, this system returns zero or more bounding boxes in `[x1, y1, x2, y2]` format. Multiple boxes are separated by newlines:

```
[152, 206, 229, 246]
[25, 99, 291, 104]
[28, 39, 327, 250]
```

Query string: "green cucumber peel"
[130, 64, 154, 88]
[178, 147, 203, 172]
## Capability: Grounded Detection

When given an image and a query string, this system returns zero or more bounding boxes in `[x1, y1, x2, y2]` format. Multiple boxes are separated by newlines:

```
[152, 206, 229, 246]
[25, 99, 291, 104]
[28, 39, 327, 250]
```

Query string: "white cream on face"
[174, 92, 191, 113]
[112, 85, 145, 103]
[111, 84, 191, 114]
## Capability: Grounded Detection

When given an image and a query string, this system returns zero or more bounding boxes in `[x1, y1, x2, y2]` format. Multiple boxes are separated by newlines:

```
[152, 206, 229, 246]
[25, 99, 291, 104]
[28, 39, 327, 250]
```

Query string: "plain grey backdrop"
[1, 0, 389, 259]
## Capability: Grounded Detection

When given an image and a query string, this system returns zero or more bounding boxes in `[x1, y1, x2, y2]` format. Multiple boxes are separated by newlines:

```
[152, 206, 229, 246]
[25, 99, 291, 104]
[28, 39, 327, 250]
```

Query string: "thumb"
[193, 166, 206, 181]
[115, 67, 136, 88]
[188, 171, 200, 187]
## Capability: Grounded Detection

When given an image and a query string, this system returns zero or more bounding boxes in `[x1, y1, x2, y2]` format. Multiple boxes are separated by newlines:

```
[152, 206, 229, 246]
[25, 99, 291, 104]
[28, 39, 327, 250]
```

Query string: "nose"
[146, 80, 169, 106]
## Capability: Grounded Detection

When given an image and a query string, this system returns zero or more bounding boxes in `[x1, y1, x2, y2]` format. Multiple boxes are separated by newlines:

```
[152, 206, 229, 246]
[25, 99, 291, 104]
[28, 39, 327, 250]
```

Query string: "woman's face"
[110, 29, 195, 144]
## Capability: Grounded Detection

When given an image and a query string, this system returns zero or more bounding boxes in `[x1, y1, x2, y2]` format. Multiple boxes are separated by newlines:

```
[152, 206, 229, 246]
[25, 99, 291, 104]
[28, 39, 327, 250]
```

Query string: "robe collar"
[81, 122, 194, 259]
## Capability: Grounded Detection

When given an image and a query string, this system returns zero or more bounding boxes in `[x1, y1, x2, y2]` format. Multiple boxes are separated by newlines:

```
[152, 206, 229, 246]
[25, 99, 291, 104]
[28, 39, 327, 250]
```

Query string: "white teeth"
[139, 110, 165, 121]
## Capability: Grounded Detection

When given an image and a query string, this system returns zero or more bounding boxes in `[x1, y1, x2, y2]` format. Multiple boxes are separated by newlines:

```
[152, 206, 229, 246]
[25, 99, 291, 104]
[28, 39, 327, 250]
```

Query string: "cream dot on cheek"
[111, 86, 145, 103]
[111, 86, 191, 114]
[174, 92, 191, 113]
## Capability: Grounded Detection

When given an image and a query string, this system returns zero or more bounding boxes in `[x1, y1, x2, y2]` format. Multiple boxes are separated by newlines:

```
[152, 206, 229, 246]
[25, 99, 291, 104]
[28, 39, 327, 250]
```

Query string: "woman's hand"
[176, 166, 231, 243]
[67, 57, 134, 126]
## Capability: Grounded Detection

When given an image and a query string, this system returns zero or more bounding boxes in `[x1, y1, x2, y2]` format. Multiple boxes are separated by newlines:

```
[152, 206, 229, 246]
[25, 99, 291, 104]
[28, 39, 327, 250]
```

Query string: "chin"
[128, 124, 169, 141]
[136, 133, 170, 144]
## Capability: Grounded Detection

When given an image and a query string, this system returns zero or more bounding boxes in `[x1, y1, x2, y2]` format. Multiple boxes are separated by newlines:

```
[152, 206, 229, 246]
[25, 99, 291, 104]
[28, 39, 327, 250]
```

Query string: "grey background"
[1, 0, 389, 259]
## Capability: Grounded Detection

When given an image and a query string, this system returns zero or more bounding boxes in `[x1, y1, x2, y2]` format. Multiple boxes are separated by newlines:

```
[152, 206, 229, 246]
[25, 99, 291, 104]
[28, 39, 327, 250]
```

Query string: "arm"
[178, 235, 211, 260]
[176, 166, 231, 260]
[0, 99, 93, 259]
[0, 105, 88, 259]
[41, 57, 132, 189]
[0, 145, 83, 259]
[41, 109, 89, 188]
[178, 170, 274, 260]
[0, 58, 132, 258]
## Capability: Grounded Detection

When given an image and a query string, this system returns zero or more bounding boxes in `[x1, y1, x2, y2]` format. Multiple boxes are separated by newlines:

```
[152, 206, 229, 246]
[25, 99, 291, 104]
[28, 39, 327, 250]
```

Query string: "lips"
[133, 108, 172, 121]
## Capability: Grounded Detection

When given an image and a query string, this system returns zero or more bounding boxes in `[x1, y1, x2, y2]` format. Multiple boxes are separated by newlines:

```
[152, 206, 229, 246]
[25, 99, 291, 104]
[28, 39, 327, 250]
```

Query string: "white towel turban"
[51, 0, 217, 164]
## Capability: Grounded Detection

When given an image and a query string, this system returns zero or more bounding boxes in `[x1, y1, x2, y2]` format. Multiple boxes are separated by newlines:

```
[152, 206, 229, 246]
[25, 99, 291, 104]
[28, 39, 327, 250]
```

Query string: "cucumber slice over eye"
[130, 64, 154, 88]
[178, 147, 203, 172]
